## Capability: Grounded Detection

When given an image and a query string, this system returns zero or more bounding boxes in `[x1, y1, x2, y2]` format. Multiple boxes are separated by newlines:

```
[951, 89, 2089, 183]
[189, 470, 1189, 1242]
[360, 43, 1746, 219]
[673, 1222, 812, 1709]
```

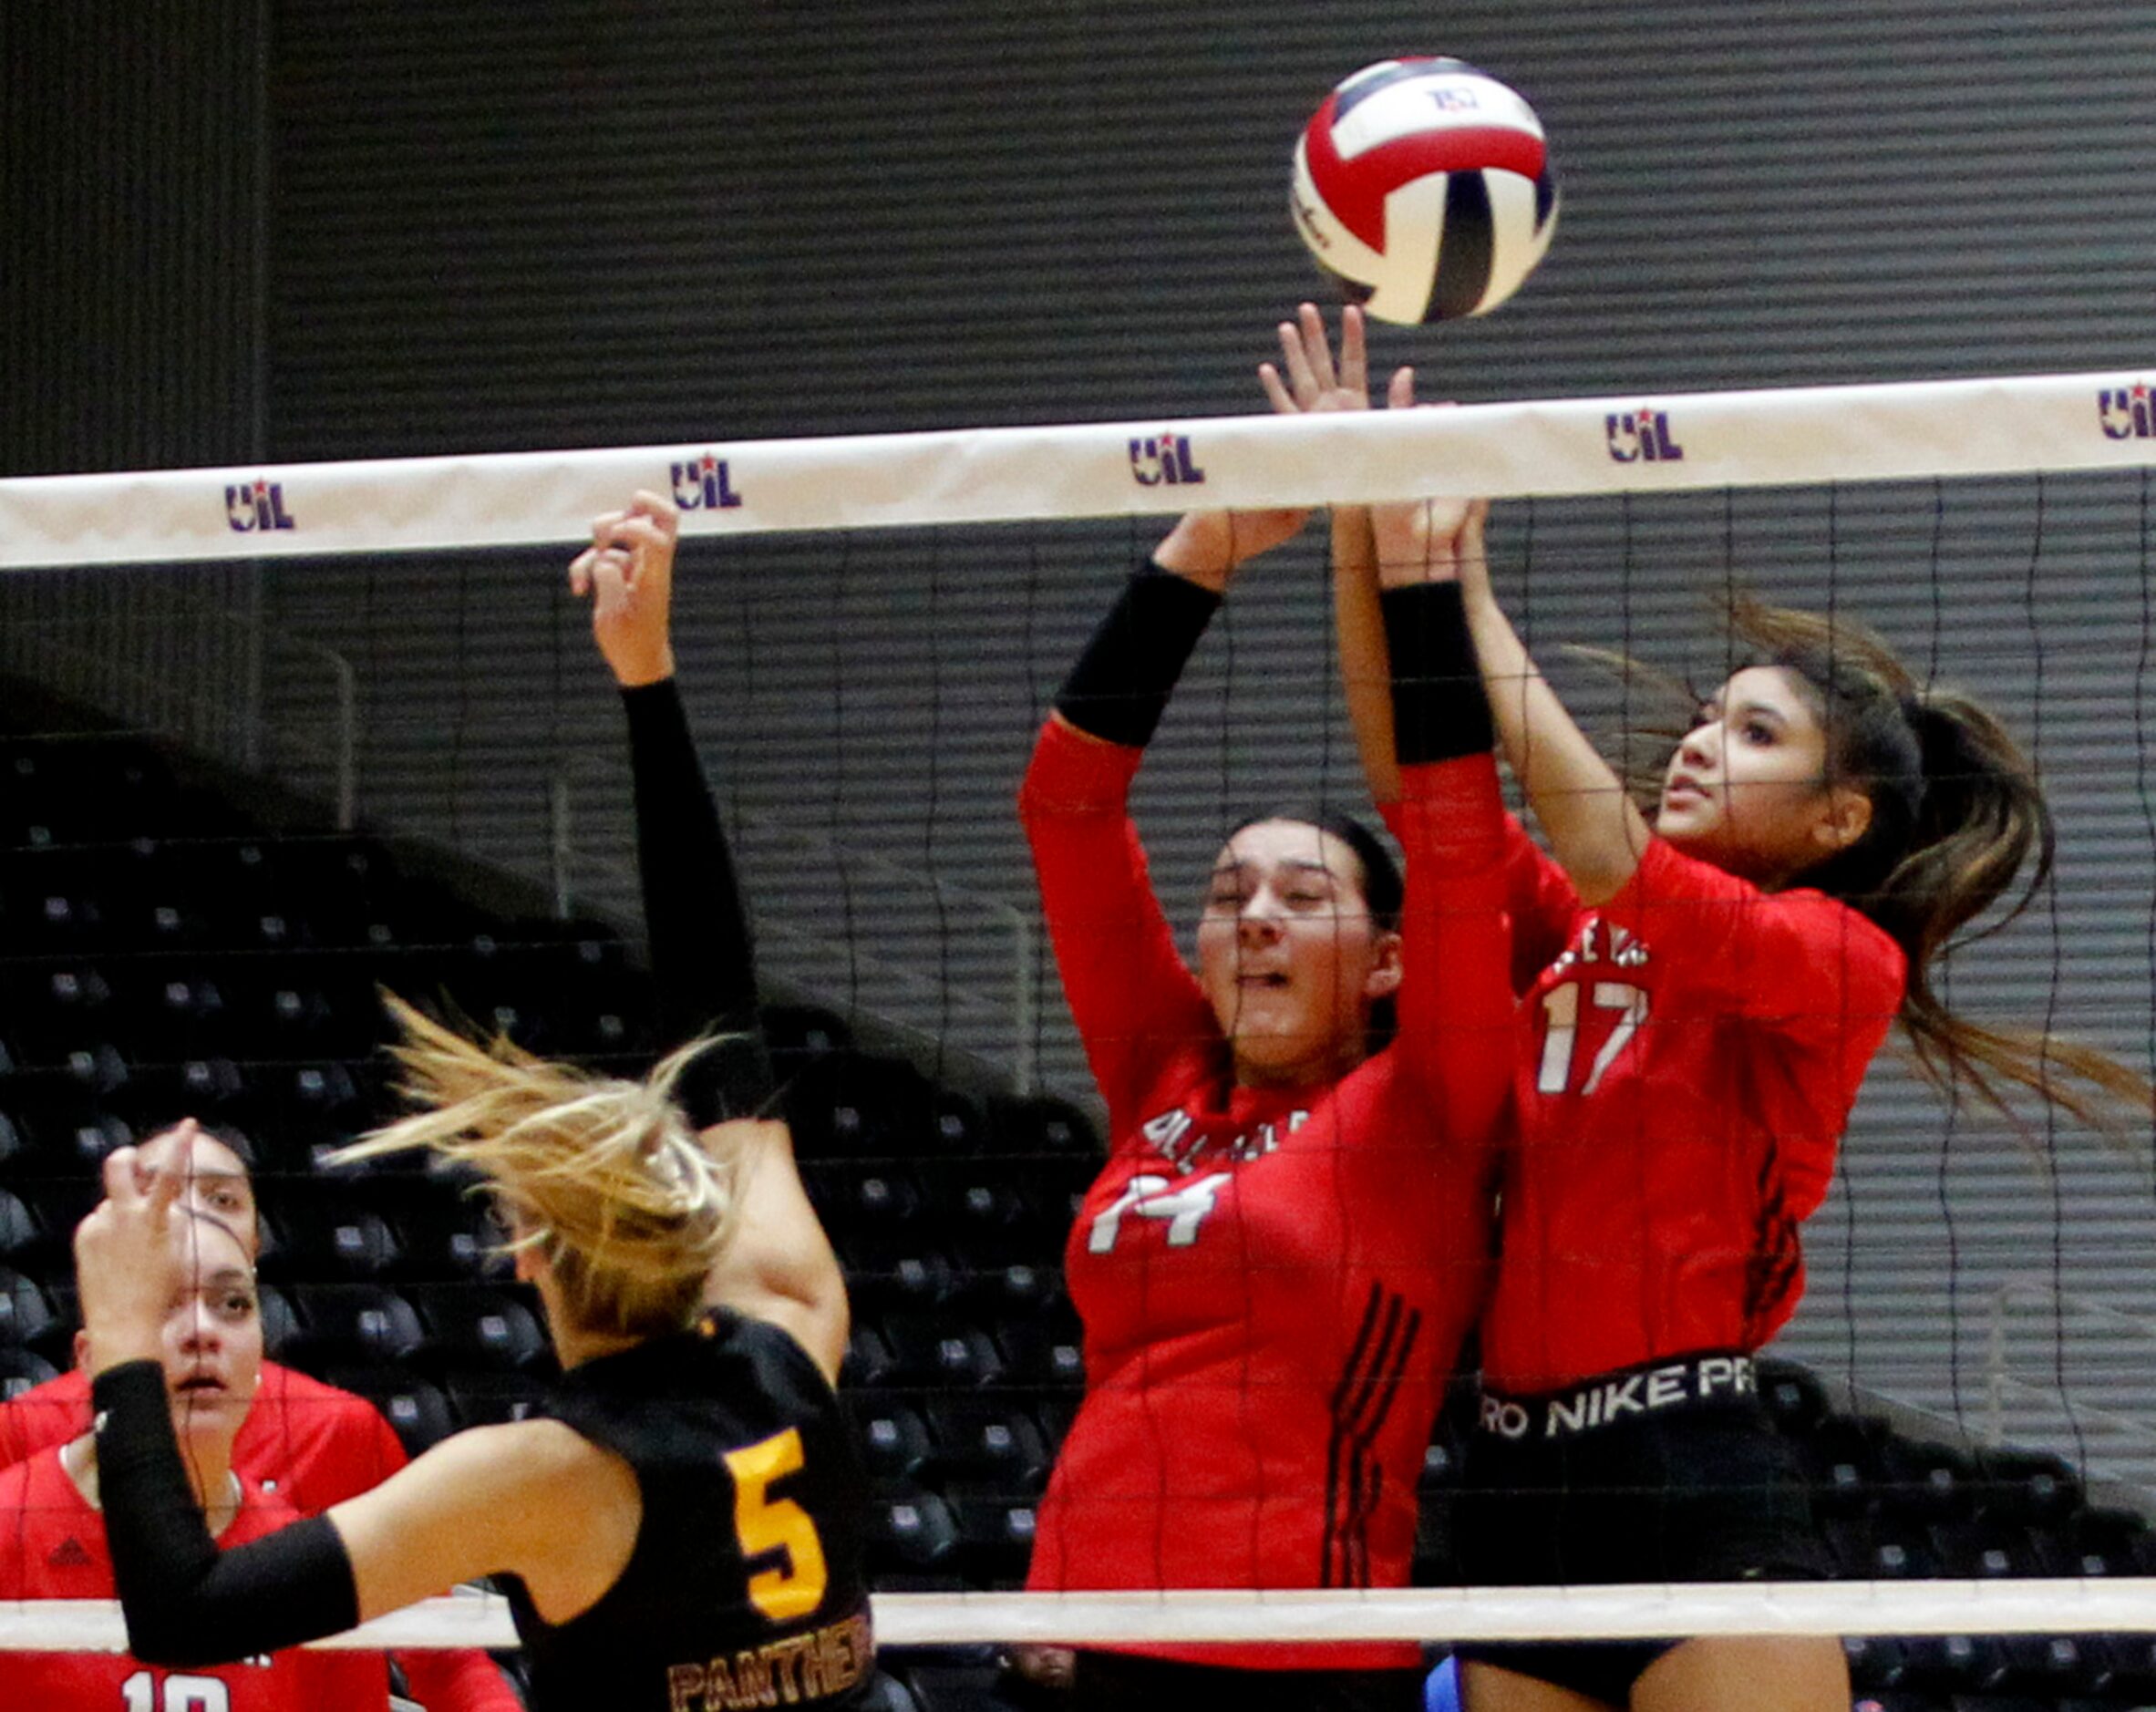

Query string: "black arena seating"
[7, 704, 2156, 1712]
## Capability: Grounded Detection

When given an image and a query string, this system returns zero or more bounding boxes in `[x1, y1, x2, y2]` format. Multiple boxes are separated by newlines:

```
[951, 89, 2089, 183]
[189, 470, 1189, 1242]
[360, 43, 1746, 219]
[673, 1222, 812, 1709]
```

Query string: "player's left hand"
[1260, 300, 1385, 418]
[1368, 369, 1491, 593]
[571, 490, 680, 687]
[74, 1131, 191, 1373]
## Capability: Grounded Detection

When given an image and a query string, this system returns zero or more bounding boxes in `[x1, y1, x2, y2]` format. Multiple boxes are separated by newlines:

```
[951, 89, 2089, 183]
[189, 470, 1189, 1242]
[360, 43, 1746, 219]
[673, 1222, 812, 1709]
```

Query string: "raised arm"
[1336, 364, 1649, 907]
[1376, 517, 1515, 1148]
[571, 493, 846, 1380]
[1257, 304, 1403, 808]
[1019, 502, 1308, 1124]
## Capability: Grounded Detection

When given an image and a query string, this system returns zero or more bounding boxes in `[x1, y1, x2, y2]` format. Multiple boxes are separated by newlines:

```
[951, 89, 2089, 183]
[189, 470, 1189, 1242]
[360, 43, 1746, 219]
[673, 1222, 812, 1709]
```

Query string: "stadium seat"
[846, 1396, 935, 1490]
[1972, 1445, 2082, 1525]
[1895, 1633, 2010, 1696]
[0, 1343, 59, 1399]
[878, 1312, 1003, 1391]
[783, 1051, 937, 1159]
[372, 1180, 508, 1283]
[944, 1488, 1038, 1584]
[1841, 1633, 1909, 1693]
[1876, 1435, 1985, 1525]
[407, 1284, 552, 1376]
[868, 1487, 960, 1573]
[0, 1266, 55, 1349]
[443, 1369, 548, 1430]
[254, 1185, 402, 1281]
[925, 1399, 1051, 1488]
[327, 1367, 457, 1456]
[989, 1312, 1083, 1393]
[986, 1093, 1099, 1160]
[760, 1003, 852, 1078]
[842, 1233, 960, 1317]
[285, 1282, 426, 1369]
[1927, 1518, 2040, 1579]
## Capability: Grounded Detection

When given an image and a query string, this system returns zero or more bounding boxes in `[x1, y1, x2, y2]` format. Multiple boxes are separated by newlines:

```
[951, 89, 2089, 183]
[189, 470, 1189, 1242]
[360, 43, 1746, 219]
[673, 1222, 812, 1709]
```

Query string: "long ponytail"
[1728, 594, 2151, 1134]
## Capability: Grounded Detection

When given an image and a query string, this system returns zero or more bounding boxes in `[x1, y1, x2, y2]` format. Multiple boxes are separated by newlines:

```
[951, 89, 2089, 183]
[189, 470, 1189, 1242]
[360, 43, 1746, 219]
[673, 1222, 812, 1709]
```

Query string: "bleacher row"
[5, 709, 2156, 1711]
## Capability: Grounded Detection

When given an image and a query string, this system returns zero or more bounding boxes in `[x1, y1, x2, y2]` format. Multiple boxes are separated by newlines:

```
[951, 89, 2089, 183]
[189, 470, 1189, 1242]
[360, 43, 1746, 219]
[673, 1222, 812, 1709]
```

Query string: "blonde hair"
[333, 995, 738, 1337]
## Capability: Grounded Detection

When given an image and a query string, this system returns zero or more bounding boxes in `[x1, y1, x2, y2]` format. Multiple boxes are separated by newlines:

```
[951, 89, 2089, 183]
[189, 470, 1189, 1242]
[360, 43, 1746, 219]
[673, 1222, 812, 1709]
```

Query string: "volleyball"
[1291, 57, 1558, 325]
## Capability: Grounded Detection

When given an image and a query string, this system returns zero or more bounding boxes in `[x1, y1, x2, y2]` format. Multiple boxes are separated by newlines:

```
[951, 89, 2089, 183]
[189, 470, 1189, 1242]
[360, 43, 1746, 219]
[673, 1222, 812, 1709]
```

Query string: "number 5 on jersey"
[726, 1428, 829, 1622]
[1537, 981, 1648, 1096]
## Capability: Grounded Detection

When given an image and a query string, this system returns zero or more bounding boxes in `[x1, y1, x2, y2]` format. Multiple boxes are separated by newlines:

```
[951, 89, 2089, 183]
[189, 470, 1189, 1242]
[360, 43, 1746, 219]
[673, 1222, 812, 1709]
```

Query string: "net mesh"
[4, 387, 2156, 1701]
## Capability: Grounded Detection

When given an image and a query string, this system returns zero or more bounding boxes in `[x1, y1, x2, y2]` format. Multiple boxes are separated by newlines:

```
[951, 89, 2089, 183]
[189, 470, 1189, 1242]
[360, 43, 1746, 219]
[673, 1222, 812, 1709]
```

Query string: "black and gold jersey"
[508, 1308, 872, 1712]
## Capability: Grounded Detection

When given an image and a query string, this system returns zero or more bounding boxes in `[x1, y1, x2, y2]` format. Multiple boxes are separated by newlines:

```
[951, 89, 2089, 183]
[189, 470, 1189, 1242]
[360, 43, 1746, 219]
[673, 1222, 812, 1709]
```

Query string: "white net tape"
[4, 368, 2156, 564]
[9, 1581, 2156, 1652]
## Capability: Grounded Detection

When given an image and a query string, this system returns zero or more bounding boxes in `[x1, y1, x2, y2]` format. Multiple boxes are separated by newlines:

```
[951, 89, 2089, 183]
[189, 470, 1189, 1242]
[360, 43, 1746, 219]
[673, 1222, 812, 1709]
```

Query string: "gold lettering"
[666, 1610, 874, 1712]
[668, 1663, 707, 1712]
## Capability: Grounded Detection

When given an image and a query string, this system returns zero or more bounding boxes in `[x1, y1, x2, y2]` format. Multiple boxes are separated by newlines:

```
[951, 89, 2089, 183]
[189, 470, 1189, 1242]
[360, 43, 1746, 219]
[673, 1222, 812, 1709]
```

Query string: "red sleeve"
[237, 1364, 409, 1511]
[1603, 838, 1906, 1216]
[1387, 754, 1516, 1149]
[397, 1645, 524, 1712]
[1601, 839, 1906, 1040]
[0, 1368, 91, 1467]
[1017, 717, 1219, 1131]
[1501, 813, 1579, 991]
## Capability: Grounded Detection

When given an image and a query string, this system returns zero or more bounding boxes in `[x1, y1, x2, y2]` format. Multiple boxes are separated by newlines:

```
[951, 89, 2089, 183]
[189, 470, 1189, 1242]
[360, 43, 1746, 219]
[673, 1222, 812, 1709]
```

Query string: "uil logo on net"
[1605, 407, 1685, 463]
[1129, 432, 1205, 487]
[224, 478, 296, 533]
[671, 451, 743, 511]
[2097, 383, 2156, 440]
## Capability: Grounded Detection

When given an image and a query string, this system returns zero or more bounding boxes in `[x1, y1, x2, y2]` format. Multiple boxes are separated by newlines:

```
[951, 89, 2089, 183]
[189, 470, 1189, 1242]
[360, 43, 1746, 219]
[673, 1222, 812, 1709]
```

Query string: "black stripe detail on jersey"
[1429, 171, 1496, 323]
[1333, 57, 1476, 124]
[1322, 1283, 1423, 1588]
[1743, 1138, 1802, 1345]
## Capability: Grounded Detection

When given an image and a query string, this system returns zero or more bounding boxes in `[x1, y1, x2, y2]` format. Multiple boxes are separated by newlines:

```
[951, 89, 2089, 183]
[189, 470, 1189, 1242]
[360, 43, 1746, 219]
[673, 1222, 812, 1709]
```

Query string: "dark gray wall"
[12, 0, 2156, 1480]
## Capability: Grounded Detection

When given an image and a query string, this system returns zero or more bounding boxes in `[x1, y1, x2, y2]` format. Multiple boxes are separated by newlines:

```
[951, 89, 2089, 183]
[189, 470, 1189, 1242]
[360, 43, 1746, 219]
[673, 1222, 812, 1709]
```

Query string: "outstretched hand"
[74, 1127, 194, 1375]
[1259, 300, 1381, 418]
[1368, 368, 1491, 595]
[570, 490, 680, 687]
[1152, 303, 1395, 593]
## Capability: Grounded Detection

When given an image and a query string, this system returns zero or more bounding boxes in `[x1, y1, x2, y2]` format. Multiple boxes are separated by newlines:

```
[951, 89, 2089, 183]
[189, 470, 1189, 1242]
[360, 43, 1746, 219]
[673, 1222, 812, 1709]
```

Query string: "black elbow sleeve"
[1380, 581, 1495, 763]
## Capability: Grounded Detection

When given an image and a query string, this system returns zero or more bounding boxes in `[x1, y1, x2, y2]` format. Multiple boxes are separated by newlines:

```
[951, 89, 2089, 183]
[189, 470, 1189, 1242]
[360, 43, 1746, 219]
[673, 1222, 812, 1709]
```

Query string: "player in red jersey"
[0, 1123, 521, 1712]
[1315, 309, 2151, 1712]
[1016, 332, 1514, 1712]
[0, 1205, 387, 1708]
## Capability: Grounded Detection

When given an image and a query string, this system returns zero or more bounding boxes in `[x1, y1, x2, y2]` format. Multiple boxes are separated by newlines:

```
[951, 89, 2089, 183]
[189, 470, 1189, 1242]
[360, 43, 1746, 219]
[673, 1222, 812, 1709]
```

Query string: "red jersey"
[1017, 719, 1509, 1670]
[1483, 830, 1905, 1394]
[0, 1448, 387, 1708]
[0, 1363, 521, 1712]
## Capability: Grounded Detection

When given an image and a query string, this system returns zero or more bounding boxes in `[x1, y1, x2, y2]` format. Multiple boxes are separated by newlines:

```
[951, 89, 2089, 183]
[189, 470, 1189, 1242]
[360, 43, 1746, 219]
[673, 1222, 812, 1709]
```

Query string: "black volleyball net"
[4, 375, 2156, 1684]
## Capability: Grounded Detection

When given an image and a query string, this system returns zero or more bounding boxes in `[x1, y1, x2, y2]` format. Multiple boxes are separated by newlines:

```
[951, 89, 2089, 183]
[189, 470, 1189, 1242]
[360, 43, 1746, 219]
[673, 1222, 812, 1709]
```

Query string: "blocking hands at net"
[65, 494, 874, 1712]
[1302, 303, 2155, 1712]
[1016, 346, 1514, 1710]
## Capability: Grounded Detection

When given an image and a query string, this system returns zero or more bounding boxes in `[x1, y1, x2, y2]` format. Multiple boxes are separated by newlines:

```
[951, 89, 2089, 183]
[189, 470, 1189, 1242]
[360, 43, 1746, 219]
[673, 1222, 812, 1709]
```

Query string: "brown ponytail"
[1725, 594, 2152, 1134]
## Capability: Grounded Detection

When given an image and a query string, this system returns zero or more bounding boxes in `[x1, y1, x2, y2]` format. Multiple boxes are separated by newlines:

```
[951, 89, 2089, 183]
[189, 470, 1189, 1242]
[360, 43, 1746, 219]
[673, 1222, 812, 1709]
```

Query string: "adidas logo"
[46, 1536, 93, 1570]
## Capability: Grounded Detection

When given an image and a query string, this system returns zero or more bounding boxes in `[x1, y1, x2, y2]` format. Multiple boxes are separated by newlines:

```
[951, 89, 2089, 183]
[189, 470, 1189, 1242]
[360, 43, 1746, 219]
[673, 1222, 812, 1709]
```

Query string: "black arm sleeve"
[622, 677, 774, 1125]
[1051, 559, 1222, 748]
[92, 1361, 360, 1667]
[1380, 581, 1496, 764]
